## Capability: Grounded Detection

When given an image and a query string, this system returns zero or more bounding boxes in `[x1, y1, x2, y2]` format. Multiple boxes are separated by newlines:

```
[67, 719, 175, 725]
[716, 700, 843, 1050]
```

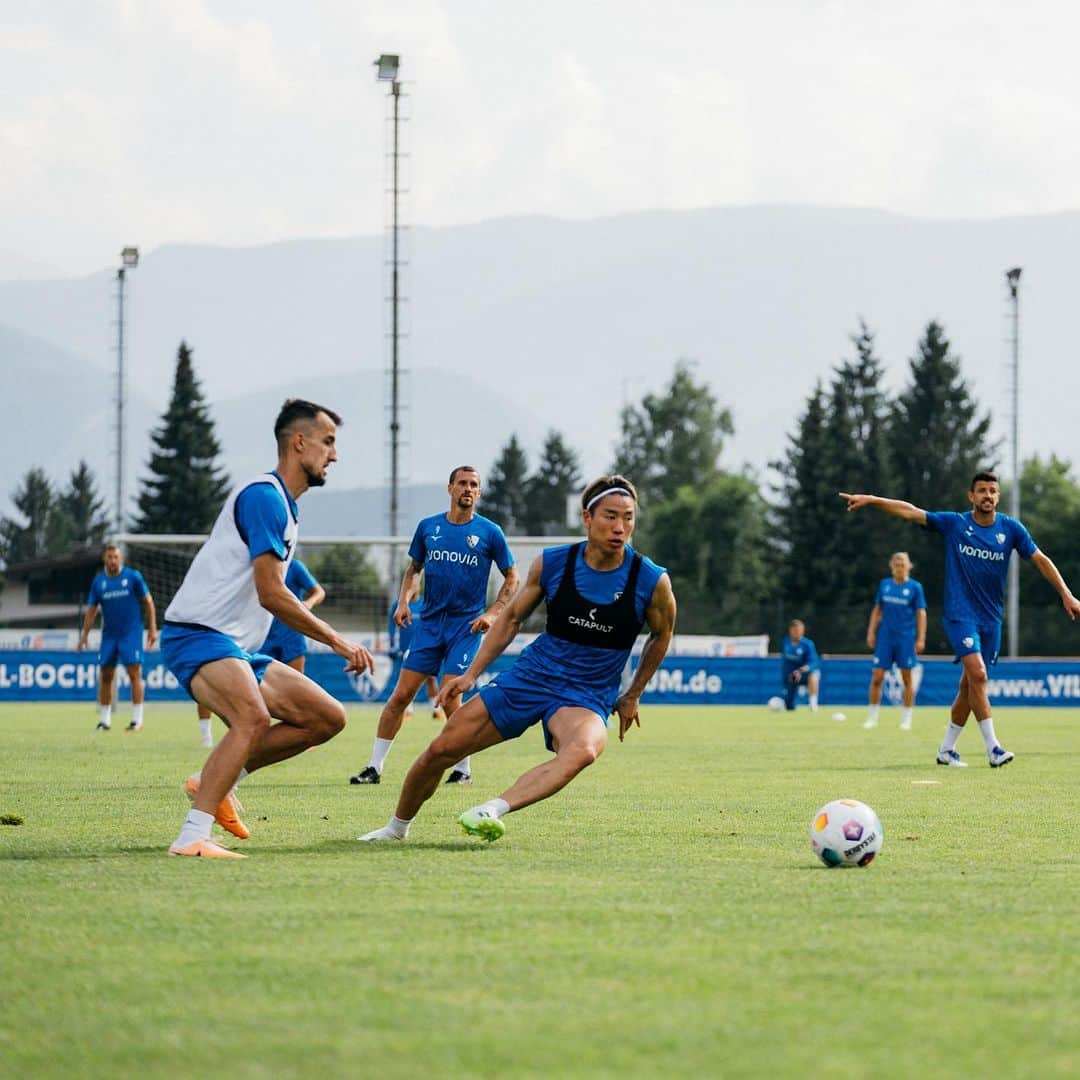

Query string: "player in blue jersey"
[349, 466, 518, 787]
[161, 400, 374, 859]
[841, 472, 1080, 767]
[357, 474, 677, 844]
[779, 619, 820, 712]
[194, 559, 325, 747]
[77, 544, 158, 732]
[863, 552, 926, 731]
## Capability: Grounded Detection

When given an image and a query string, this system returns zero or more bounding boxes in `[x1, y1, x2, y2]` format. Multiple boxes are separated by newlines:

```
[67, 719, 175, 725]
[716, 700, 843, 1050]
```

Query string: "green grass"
[1, 703, 1078, 1078]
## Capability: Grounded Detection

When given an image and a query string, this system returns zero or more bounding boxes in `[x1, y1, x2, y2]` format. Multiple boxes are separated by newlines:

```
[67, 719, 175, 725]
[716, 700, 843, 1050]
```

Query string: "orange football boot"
[183, 775, 251, 840]
[168, 838, 247, 859]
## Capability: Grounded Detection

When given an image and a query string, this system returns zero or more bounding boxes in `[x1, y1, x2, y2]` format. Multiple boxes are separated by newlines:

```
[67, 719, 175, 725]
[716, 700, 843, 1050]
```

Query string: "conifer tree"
[522, 430, 582, 535]
[133, 342, 230, 533]
[482, 436, 530, 532]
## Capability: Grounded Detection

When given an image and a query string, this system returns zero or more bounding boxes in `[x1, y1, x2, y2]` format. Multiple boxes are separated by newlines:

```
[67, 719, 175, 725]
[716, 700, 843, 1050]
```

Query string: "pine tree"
[55, 461, 110, 549]
[611, 359, 733, 513]
[888, 320, 997, 616]
[0, 468, 59, 563]
[482, 436, 530, 532]
[522, 430, 582, 535]
[133, 342, 230, 533]
[772, 323, 895, 648]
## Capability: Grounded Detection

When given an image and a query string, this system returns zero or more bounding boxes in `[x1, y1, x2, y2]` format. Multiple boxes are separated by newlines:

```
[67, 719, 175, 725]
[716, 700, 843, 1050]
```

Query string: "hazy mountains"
[2, 205, 1077, 530]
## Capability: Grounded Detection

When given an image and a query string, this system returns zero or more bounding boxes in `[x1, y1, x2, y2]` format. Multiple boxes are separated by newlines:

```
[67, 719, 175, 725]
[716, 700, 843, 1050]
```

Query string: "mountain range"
[2, 205, 1076, 530]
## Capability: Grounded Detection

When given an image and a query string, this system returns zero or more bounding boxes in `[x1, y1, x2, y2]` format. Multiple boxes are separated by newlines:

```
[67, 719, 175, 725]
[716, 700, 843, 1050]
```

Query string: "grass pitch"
[1, 702, 1078, 1079]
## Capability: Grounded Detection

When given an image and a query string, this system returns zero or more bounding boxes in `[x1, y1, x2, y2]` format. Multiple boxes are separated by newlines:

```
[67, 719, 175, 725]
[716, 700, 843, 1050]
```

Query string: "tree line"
[4, 324, 1080, 654]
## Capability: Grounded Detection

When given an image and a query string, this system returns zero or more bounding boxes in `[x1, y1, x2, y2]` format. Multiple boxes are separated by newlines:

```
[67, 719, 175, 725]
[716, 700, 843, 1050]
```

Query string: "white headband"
[585, 486, 633, 511]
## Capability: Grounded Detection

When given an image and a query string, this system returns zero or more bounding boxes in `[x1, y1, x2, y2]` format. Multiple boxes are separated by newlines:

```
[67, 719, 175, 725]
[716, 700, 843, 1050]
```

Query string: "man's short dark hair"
[274, 399, 343, 451]
[580, 474, 639, 511]
[449, 465, 480, 485]
[970, 470, 999, 489]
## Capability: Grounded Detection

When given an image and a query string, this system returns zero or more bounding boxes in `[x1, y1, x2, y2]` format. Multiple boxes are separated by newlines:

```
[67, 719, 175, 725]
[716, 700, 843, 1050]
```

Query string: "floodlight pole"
[115, 247, 139, 533]
[1006, 267, 1022, 658]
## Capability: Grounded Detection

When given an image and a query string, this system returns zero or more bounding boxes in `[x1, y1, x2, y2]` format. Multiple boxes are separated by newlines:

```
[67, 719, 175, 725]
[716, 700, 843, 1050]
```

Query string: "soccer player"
[780, 619, 820, 712]
[349, 465, 517, 787]
[76, 544, 158, 732]
[357, 474, 677, 844]
[863, 552, 926, 731]
[840, 472, 1080, 767]
[194, 559, 324, 748]
[160, 399, 374, 858]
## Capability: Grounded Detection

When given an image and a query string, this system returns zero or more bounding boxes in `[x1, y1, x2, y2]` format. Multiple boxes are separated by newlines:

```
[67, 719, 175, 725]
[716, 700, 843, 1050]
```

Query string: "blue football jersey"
[408, 513, 514, 620]
[513, 544, 666, 709]
[88, 569, 148, 638]
[874, 577, 926, 637]
[781, 636, 819, 677]
[924, 511, 1036, 623]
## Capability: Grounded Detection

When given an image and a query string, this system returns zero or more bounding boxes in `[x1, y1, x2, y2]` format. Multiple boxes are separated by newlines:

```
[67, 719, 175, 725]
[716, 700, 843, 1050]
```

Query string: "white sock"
[132, 703, 144, 726]
[237, 768, 249, 782]
[941, 721, 965, 753]
[867, 703, 880, 723]
[369, 737, 394, 773]
[479, 798, 510, 819]
[977, 717, 1000, 752]
[452, 756, 471, 776]
[99, 704, 112, 727]
[901, 707, 913, 726]
[809, 694, 819, 711]
[199, 719, 212, 740]
[175, 808, 214, 847]
[358, 815, 412, 842]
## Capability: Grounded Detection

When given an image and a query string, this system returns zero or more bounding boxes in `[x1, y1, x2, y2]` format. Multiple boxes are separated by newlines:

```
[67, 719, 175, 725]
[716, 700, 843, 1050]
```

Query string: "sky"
[3, 0, 1080, 277]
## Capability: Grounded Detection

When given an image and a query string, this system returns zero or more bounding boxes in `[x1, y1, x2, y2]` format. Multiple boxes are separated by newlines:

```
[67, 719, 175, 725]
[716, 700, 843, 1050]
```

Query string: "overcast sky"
[3, 0, 1079, 276]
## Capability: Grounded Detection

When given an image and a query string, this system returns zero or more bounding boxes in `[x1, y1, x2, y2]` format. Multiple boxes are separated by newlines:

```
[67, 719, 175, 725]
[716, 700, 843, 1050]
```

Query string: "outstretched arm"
[614, 573, 677, 741]
[1030, 550, 1080, 620]
[838, 492, 928, 525]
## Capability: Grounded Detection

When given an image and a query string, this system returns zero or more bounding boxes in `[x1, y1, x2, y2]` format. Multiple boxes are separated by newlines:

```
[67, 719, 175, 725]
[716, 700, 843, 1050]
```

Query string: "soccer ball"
[809, 799, 883, 868]
[767, 696, 785, 711]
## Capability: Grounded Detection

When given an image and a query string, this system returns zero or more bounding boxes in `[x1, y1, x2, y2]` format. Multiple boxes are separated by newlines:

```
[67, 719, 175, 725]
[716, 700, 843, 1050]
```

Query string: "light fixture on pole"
[1005, 266, 1022, 658]
[115, 246, 139, 533]
[374, 53, 404, 560]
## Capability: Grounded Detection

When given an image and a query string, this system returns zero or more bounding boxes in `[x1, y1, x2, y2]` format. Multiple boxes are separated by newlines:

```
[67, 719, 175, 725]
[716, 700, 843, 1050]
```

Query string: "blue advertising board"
[3, 650, 1080, 708]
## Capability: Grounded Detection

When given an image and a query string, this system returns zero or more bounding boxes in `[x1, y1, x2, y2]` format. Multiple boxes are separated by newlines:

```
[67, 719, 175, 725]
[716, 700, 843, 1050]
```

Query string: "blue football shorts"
[872, 630, 918, 670]
[943, 619, 1001, 668]
[99, 630, 143, 669]
[478, 667, 608, 752]
[260, 623, 307, 665]
[402, 613, 481, 678]
[161, 624, 274, 698]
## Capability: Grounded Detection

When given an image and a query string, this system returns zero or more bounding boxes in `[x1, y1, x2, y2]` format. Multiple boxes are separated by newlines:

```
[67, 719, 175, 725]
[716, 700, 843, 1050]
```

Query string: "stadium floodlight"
[114, 247, 139, 532]
[1005, 266, 1022, 657]
[374, 54, 399, 82]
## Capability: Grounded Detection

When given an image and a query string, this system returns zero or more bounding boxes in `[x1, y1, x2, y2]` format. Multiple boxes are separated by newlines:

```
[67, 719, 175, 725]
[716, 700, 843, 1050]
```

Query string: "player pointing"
[840, 472, 1080, 767]
[160, 399, 374, 858]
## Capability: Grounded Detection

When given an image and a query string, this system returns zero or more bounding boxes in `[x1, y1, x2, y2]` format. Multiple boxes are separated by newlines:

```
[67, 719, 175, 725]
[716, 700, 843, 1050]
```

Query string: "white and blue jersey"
[88, 569, 148, 640]
[260, 559, 318, 663]
[924, 511, 1037, 625]
[480, 544, 666, 747]
[162, 472, 298, 694]
[408, 513, 514, 620]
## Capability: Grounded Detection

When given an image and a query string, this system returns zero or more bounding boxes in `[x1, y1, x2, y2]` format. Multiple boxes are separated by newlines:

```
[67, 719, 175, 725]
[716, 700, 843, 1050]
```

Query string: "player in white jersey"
[160, 399, 374, 858]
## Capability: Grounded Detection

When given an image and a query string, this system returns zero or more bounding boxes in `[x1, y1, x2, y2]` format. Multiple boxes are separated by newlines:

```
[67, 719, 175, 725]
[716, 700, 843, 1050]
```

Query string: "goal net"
[116, 533, 580, 650]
